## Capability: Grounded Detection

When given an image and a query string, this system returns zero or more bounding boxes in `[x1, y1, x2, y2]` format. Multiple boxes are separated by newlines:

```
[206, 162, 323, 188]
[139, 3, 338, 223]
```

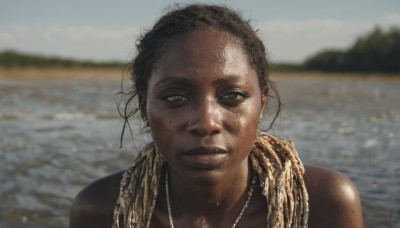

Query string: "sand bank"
[0, 67, 399, 81]
[0, 67, 128, 81]
[271, 71, 400, 82]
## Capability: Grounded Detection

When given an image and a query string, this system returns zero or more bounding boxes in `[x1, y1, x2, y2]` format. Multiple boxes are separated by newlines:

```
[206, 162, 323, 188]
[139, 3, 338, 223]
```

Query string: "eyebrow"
[155, 77, 191, 87]
[212, 75, 243, 86]
[155, 75, 244, 87]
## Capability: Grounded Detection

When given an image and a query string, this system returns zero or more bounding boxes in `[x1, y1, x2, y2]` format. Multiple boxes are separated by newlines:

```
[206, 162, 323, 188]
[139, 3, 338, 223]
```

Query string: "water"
[0, 75, 399, 227]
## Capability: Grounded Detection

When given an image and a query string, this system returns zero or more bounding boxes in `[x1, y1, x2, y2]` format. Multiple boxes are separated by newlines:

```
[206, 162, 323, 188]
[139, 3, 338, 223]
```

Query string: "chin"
[182, 169, 226, 187]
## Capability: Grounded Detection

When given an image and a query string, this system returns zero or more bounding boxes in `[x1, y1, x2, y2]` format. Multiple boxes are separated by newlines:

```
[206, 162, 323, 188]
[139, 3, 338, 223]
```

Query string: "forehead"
[154, 27, 251, 76]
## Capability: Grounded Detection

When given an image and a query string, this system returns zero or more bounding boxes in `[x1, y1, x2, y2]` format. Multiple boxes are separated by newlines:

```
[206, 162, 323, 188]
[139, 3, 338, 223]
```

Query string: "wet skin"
[143, 27, 266, 189]
[70, 28, 364, 227]
[140, 27, 267, 226]
[70, 166, 364, 227]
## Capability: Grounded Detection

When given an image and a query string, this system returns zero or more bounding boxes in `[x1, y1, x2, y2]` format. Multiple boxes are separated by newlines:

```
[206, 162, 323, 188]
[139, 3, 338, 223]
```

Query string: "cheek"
[146, 100, 187, 149]
[230, 99, 262, 134]
[148, 113, 174, 159]
[240, 100, 262, 138]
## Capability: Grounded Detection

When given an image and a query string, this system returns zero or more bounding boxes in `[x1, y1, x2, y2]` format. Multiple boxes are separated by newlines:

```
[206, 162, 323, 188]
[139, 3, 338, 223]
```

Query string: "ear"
[138, 92, 147, 120]
[260, 89, 268, 120]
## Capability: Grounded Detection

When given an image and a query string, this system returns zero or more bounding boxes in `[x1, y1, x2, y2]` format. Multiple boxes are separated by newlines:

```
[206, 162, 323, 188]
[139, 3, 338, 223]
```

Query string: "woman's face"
[143, 27, 266, 185]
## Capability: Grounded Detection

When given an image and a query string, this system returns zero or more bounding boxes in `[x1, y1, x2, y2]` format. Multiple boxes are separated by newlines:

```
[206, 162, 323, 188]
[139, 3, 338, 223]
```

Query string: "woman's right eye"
[161, 93, 190, 105]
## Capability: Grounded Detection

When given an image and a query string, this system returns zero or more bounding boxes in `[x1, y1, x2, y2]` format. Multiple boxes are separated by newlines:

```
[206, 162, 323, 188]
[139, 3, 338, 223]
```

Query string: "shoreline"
[0, 67, 129, 81]
[271, 71, 400, 82]
[0, 67, 399, 82]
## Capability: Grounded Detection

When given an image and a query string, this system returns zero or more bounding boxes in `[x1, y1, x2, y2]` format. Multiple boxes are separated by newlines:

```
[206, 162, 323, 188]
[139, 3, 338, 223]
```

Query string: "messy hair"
[116, 4, 281, 146]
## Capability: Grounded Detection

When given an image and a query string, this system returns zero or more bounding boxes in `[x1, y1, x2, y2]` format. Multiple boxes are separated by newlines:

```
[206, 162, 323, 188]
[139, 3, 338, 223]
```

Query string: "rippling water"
[0, 75, 399, 227]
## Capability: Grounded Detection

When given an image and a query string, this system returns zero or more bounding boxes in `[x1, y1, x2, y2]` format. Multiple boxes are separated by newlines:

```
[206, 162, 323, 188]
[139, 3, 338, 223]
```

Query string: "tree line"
[0, 50, 123, 68]
[1, 26, 399, 73]
[303, 26, 400, 73]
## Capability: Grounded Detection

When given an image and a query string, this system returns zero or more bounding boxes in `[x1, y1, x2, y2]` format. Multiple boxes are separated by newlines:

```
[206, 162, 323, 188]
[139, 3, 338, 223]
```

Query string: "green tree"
[303, 26, 400, 73]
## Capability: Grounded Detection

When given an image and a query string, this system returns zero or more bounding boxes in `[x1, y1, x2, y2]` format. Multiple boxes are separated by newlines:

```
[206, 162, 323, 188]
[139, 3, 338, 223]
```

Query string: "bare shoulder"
[304, 165, 364, 228]
[69, 171, 124, 228]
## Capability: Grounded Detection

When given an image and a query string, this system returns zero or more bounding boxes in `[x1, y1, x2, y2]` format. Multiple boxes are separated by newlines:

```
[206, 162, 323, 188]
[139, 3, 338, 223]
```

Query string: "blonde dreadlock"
[113, 135, 309, 227]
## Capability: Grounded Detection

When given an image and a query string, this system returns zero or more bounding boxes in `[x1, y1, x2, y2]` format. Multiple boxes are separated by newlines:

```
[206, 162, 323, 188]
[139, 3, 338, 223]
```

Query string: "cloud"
[1, 13, 400, 63]
[378, 13, 400, 28]
[0, 25, 140, 62]
[258, 14, 400, 62]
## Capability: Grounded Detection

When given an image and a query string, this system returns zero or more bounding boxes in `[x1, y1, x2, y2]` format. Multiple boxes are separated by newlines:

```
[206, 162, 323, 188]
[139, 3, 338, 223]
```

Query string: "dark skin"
[70, 28, 363, 227]
[69, 166, 363, 227]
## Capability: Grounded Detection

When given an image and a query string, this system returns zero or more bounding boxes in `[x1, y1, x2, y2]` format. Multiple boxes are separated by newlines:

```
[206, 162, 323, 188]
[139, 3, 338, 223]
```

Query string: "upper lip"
[183, 146, 228, 155]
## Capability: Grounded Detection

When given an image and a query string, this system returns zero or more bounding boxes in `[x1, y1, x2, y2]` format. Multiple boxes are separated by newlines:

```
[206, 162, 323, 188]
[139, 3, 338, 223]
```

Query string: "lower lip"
[183, 153, 228, 169]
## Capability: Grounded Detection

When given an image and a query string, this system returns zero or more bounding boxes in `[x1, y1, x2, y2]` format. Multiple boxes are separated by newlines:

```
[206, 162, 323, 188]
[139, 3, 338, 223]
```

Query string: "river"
[0, 74, 399, 227]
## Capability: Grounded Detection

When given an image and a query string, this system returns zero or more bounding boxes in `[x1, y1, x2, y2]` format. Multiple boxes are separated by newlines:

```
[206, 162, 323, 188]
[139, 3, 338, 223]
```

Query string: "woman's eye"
[219, 91, 248, 106]
[162, 94, 189, 104]
[220, 91, 247, 100]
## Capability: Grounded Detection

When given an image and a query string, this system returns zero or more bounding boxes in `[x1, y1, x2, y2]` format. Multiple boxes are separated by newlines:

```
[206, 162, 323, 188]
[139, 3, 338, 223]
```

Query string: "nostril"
[189, 125, 209, 136]
[187, 101, 223, 136]
[189, 122, 222, 137]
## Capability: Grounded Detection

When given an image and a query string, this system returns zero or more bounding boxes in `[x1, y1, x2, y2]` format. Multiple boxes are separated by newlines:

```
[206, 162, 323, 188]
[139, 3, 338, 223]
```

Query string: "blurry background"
[0, 0, 399, 227]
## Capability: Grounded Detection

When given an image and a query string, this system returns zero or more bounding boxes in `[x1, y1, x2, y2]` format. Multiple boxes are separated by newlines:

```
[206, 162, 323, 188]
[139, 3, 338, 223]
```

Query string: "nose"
[188, 99, 223, 136]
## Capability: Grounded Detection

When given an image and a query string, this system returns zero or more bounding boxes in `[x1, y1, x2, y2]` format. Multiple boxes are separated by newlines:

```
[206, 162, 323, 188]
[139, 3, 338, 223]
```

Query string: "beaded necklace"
[112, 135, 309, 228]
[165, 169, 256, 228]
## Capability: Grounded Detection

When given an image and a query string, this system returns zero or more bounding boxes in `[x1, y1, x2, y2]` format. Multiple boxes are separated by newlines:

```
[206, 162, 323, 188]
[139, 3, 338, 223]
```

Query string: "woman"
[70, 4, 363, 228]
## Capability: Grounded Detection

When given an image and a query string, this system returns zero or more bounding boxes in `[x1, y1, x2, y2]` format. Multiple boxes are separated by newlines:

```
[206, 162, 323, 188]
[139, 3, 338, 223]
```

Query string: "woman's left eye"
[221, 93, 244, 99]
[219, 91, 248, 102]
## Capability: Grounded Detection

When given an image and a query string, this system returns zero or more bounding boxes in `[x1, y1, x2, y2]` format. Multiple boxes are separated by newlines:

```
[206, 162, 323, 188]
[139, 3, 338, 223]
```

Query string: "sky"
[1, 0, 400, 63]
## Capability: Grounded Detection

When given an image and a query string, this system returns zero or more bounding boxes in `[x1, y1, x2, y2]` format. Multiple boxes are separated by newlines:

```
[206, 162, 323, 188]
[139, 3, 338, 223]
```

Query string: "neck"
[165, 159, 250, 221]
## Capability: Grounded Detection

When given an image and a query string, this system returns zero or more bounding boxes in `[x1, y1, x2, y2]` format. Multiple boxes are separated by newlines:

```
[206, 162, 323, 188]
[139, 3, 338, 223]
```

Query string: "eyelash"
[164, 94, 189, 102]
[160, 90, 248, 106]
[219, 90, 248, 106]
[161, 91, 190, 105]
[220, 91, 248, 100]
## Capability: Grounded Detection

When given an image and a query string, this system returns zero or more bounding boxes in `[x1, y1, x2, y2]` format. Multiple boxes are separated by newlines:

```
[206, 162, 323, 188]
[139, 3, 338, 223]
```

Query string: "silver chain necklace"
[165, 170, 255, 228]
